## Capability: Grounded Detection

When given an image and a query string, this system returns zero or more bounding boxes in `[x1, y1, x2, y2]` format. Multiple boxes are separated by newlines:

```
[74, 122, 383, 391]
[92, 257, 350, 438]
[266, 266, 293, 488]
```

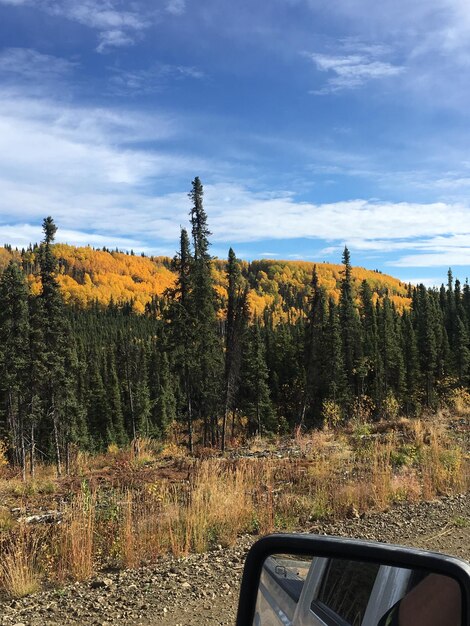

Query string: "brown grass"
[0, 413, 467, 596]
[55, 488, 95, 582]
[0, 524, 41, 597]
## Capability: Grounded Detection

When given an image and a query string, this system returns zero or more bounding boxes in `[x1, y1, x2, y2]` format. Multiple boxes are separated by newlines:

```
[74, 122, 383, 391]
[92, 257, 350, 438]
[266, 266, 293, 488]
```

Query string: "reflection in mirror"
[253, 554, 462, 626]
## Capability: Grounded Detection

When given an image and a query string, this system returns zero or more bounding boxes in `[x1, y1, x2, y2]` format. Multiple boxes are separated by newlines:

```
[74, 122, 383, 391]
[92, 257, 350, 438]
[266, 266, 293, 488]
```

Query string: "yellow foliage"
[0, 440, 7, 469]
[2, 244, 411, 319]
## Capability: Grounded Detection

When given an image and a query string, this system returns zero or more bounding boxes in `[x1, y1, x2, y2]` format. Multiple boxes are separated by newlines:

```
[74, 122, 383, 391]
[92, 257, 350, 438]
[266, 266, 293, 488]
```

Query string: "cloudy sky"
[0, 0, 469, 285]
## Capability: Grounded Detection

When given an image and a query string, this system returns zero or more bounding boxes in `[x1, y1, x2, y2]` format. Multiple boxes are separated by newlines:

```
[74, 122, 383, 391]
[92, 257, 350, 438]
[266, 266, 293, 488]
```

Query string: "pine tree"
[239, 322, 275, 436]
[86, 352, 110, 450]
[222, 248, 248, 450]
[106, 349, 127, 447]
[339, 247, 361, 409]
[0, 262, 30, 477]
[166, 228, 195, 451]
[304, 266, 328, 424]
[36, 217, 75, 475]
[401, 310, 421, 415]
[377, 295, 405, 412]
[152, 351, 177, 438]
[324, 298, 347, 406]
[188, 177, 223, 446]
[455, 315, 470, 385]
[414, 285, 438, 407]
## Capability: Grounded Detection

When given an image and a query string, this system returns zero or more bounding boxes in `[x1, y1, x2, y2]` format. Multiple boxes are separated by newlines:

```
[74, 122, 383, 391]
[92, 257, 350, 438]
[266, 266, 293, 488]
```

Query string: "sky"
[0, 0, 469, 286]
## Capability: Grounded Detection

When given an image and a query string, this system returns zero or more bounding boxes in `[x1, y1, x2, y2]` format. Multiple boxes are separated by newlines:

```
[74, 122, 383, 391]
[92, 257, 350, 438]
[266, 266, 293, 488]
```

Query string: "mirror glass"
[253, 553, 462, 626]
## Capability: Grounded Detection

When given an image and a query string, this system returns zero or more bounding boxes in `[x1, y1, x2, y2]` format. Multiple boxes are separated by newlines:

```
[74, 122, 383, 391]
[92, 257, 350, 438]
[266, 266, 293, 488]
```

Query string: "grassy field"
[0, 409, 468, 598]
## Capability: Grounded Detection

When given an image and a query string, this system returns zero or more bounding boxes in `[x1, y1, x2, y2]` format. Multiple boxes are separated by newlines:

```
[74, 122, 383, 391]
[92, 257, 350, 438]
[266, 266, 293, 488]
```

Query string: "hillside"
[1, 243, 411, 316]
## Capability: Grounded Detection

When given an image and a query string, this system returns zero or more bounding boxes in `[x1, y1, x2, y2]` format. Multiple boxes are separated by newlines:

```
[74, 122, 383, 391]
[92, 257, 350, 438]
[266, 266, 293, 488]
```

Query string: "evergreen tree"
[339, 247, 361, 409]
[188, 177, 223, 446]
[151, 351, 177, 438]
[401, 310, 421, 415]
[222, 248, 248, 450]
[105, 349, 127, 446]
[36, 217, 76, 475]
[455, 315, 470, 385]
[377, 295, 405, 411]
[304, 266, 328, 424]
[166, 228, 195, 451]
[324, 298, 347, 407]
[413, 285, 438, 407]
[358, 280, 379, 402]
[0, 262, 30, 476]
[239, 322, 275, 435]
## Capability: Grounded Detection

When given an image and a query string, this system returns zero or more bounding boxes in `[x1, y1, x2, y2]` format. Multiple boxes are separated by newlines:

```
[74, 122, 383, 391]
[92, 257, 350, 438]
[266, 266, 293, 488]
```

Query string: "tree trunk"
[187, 393, 193, 454]
[20, 427, 26, 482]
[30, 424, 35, 479]
[65, 440, 70, 475]
[221, 405, 229, 452]
[51, 400, 62, 477]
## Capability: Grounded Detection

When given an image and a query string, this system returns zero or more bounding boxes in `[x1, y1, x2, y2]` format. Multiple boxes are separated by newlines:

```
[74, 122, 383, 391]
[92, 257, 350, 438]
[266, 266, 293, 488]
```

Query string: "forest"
[0, 177, 469, 476]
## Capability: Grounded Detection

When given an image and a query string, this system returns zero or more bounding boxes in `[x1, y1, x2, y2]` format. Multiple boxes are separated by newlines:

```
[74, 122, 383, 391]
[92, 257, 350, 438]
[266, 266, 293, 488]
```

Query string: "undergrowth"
[0, 415, 468, 597]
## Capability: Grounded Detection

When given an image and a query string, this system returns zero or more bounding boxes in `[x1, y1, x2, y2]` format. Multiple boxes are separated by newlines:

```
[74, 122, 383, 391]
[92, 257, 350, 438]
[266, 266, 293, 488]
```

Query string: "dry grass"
[55, 488, 95, 582]
[0, 524, 41, 597]
[0, 413, 467, 597]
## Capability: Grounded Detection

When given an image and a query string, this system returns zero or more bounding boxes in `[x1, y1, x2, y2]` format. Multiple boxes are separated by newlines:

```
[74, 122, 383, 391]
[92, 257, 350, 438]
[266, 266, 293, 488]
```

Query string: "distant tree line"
[0, 177, 469, 474]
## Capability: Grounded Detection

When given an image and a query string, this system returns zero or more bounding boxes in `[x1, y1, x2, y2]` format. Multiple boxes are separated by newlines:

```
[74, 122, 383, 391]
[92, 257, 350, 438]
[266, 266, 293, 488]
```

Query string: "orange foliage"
[0, 245, 412, 317]
[50, 245, 176, 311]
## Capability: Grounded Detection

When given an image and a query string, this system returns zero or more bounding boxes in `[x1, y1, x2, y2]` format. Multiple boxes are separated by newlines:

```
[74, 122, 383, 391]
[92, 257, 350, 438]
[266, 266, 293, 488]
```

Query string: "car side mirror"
[236, 534, 470, 626]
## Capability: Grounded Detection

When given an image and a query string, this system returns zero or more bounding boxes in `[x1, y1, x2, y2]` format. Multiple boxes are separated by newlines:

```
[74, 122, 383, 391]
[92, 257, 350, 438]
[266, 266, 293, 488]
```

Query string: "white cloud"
[97, 30, 136, 53]
[392, 252, 470, 267]
[0, 223, 143, 250]
[0, 48, 77, 86]
[0, 0, 150, 52]
[109, 63, 204, 95]
[166, 0, 186, 16]
[0, 88, 209, 246]
[404, 277, 444, 287]
[2, 167, 469, 267]
[307, 48, 404, 94]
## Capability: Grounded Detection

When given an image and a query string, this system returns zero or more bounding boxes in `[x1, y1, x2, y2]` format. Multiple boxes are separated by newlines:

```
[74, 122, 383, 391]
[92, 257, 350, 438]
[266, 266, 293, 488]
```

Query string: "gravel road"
[1, 493, 469, 626]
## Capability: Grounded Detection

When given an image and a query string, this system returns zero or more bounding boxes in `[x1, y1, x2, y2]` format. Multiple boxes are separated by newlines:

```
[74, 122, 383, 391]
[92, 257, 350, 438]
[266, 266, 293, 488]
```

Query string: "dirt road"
[1, 493, 469, 626]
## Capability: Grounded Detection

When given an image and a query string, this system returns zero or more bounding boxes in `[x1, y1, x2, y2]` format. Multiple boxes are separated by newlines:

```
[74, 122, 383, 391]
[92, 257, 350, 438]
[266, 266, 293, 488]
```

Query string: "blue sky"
[0, 0, 469, 286]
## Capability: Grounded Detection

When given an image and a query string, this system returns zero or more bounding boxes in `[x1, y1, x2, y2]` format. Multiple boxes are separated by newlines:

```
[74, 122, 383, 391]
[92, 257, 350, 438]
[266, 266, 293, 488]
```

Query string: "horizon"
[4, 236, 464, 290]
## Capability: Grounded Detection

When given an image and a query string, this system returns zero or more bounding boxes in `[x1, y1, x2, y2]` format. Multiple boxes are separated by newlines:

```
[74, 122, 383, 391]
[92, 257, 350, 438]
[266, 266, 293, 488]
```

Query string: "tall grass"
[55, 487, 95, 582]
[0, 416, 467, 597]
[0, 524, 41, 597]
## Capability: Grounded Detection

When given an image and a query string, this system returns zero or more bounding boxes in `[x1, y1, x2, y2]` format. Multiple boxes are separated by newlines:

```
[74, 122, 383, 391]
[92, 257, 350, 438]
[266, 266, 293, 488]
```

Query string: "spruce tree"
[339, 247, 361, 409]
[166, 228, 195, 451]
[401, 310, 421, 415]
[188, 177, 223, 446]
[222, 248, 248, 450]
[37, 217, 75, 474]
[324, 298, 347, 407]
[239, 322, 275, 436]
[0, 262, 30, 476]
[358, 280, 379, 402]
[304, 266, 328, 424]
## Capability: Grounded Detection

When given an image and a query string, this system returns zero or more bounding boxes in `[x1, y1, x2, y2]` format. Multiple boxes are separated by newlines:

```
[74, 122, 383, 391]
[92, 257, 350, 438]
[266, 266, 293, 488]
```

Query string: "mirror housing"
[236, 534, 470, 626]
